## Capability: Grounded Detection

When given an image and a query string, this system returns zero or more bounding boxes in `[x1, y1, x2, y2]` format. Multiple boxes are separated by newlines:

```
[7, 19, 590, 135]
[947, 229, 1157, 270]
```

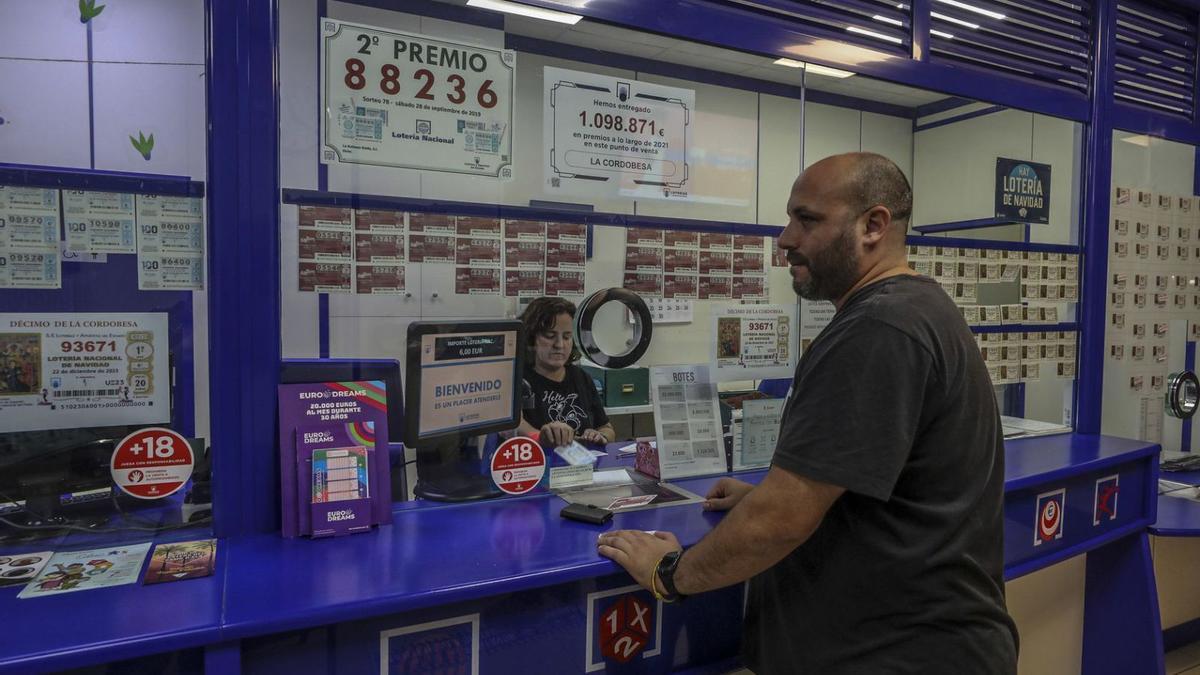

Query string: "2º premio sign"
[321, 18, 514, 179]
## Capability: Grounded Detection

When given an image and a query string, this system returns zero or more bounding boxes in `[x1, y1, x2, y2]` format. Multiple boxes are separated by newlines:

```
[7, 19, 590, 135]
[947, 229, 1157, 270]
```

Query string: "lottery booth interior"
[0, 0, 1190, 672]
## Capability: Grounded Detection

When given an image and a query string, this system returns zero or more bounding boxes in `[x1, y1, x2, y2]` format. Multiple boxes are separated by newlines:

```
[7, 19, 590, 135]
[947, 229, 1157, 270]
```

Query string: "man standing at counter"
[598, 153, 1018, 673]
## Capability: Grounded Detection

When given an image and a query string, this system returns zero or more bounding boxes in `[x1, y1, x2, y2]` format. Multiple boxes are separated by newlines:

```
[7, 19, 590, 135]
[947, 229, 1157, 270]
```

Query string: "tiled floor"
[1167, 641, 1200, 674]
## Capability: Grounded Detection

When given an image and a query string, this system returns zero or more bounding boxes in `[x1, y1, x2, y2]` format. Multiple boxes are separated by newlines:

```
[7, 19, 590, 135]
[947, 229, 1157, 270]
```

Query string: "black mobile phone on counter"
[560, 503, 613, 524]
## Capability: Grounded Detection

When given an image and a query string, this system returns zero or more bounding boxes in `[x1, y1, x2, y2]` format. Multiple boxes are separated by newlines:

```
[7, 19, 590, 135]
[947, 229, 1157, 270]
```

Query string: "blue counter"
[0, 433, 1161, 674]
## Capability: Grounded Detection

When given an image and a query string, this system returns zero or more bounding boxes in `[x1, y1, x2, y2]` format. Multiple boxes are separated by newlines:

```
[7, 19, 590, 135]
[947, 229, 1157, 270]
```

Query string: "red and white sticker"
[110, 427, 195, 499]
[491, 436, 546, 495]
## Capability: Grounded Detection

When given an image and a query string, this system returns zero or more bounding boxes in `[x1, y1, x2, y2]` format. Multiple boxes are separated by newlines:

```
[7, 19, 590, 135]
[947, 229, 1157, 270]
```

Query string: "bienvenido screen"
[417, 330, 518, 438]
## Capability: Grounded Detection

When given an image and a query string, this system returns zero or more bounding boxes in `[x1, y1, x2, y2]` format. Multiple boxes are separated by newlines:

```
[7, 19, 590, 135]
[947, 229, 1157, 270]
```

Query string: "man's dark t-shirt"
[743, 275, 1018, 674]
[524, 364, 609, 434]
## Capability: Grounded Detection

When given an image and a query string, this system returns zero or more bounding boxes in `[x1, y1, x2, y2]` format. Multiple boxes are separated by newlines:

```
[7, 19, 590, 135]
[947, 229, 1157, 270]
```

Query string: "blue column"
[1076, 0, 1116, 434]
[207, 0, 282, 536]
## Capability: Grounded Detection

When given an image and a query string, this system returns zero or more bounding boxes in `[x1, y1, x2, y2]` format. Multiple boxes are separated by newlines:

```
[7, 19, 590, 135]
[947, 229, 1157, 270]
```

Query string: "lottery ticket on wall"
[0, 249, 61, 289]
[0, 186, 62, 288]
[63, 190, 136, 254]
[136, 195, 205, 290]
[650, 364, 727, 479]
[0, 186, 59, 251]
[712, 304, 796, 380]
[0, 313, 170, 433]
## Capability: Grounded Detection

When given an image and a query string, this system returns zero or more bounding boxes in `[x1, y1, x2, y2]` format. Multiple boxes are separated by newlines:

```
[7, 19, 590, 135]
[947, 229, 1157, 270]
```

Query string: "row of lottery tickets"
[1108, 187, 1200, 392]
[976, 331, 1078, 384]
[621, 228, 788, 300]
[908, 245, 1080, 326]
[296, 207, 789, 298]
[0, 186, 205, 290]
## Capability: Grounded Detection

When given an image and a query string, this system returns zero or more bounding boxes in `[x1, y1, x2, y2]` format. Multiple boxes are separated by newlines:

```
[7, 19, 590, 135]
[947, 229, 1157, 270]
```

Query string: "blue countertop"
[0, 433, 1159, 673]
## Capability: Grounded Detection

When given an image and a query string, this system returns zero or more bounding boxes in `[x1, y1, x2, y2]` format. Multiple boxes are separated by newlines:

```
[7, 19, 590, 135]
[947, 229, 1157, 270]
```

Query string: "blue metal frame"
[912, 216, 1025, 234]
[281, 189, 787, 237]
[207, 0, 281, 537]
[511, 0, 1091, 121]
[1076, 0, 1117, 435]
[912, 105, 1008, 132]
[0, 163, 205, 197]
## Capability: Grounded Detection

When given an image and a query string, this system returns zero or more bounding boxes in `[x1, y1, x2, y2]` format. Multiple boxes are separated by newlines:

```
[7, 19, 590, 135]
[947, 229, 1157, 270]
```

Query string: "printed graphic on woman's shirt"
[543, 390, 587, 431]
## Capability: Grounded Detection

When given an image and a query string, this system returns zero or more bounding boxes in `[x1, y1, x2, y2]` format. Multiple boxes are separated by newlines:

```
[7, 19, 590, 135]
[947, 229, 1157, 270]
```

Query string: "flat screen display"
[409, 324, 520, 441]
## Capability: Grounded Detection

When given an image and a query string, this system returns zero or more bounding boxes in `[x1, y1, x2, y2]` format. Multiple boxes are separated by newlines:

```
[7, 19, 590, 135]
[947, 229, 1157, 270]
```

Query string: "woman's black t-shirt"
[523, 364, 609, 434]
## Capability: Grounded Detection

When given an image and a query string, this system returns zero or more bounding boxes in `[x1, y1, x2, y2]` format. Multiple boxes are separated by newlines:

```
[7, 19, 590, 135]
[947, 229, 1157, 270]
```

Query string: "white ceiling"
[486, 8, 957, 110]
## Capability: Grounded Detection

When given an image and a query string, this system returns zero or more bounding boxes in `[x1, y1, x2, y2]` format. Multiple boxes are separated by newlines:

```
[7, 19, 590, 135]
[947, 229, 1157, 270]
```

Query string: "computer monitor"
[405, 321, 523, 444]
[405, 320, 524, 501]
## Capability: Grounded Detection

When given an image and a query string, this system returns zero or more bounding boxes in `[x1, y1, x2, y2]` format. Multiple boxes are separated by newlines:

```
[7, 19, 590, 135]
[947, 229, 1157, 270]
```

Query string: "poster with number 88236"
[321, 18, 515, 179]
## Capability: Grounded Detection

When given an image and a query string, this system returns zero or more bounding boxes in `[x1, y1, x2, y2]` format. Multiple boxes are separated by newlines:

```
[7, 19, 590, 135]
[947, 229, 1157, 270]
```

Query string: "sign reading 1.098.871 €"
[544, 66, 694, 201]
[321, 19, 514, 179]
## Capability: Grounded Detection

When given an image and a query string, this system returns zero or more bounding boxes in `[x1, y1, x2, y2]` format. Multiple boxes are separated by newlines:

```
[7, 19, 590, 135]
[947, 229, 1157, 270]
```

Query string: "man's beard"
[791, 227, 860, 302]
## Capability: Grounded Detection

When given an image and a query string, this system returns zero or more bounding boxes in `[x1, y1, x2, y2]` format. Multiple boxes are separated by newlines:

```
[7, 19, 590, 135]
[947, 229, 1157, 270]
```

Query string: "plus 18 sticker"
[490, 436, 546, 495]
[110, 427, 194, 499]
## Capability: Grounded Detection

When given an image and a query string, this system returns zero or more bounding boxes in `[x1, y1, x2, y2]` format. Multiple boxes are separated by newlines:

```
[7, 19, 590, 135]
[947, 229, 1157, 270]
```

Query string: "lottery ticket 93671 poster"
[0, 313, 170, 433]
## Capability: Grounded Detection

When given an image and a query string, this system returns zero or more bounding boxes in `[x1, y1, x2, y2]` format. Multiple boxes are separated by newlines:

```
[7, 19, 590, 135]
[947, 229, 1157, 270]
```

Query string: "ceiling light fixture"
[931, 29, 955, 39]
[933, 0, 1005, 19]
[932, 11, 979, 28]
[466, 0, 582, 24]
[872, 14, 904, 25]
[846, 26, 904, 44]
[772, 58, 855, 78]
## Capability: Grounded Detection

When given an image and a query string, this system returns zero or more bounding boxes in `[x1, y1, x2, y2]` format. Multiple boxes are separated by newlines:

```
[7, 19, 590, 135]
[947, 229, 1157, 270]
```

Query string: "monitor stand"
[412, 437, 503, 502]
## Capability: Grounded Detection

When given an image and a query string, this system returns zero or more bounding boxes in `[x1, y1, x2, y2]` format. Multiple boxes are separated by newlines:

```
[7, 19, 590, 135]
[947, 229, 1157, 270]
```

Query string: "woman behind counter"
[516, 297, 616, 448]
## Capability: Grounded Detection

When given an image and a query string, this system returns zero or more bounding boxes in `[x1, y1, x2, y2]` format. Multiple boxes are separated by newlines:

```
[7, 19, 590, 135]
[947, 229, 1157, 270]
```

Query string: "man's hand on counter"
[578, 429, 607, 445]
[597, 530, 681, 592]
[703, 478, 755, 512]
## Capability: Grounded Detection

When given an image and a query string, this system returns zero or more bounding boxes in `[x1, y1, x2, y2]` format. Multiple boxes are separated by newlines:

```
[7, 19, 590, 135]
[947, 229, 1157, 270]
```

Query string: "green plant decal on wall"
[130, 131, 155, 160]
[78, 0, 105, 23]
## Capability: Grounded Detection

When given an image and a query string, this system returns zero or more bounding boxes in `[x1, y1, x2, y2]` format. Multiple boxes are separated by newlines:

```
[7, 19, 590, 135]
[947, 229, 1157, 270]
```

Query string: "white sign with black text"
[321, 18, 514, 178]
[544, 66, 693, 201]
[0, 313, 171, 433]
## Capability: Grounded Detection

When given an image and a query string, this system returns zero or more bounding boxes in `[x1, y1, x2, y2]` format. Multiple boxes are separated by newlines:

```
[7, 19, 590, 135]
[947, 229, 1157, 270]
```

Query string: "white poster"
[650, 364, 727, 479]
[544, 66, 693, 201]
[0, 313, 171, 433]
[136, 194, 205, 290]
[712, 304, 797, 381]
[736, 398, 784, 470]
[799, 299, 835, 353]
[321, 19, 514, 179]
[63, 190, 136, 254]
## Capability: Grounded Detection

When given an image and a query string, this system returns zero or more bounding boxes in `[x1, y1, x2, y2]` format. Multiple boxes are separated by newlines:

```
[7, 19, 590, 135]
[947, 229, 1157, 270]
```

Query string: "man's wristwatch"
[656, 550, 687, 602]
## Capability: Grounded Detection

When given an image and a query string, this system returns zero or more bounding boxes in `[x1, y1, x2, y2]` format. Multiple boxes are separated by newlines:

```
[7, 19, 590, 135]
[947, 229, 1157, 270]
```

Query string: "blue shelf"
[0, 163, 204, 197]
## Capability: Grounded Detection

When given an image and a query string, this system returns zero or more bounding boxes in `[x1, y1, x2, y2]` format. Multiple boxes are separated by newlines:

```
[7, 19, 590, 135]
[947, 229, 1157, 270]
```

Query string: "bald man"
[599, 153, 1018, 673]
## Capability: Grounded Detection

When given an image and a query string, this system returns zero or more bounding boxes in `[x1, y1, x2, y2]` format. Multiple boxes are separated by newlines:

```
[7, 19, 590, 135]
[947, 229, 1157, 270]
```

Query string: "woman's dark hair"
[519, 296, 580, 366]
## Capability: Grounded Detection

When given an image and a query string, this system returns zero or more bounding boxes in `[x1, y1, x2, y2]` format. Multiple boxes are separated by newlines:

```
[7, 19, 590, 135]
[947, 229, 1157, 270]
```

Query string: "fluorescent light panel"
[771, 58, 854, 78]
[932, 11, 979, 29]
[846, 25, 904, 44]
[872, 14, 903, 26]
[933, 0, 1005, 20]
[931, 29, 955, 39]
[806, 63, 856, 78]
[466, 0, 582, 24]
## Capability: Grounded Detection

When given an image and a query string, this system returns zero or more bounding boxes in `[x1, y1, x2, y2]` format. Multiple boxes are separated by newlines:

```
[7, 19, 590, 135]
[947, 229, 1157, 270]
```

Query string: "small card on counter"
[143, 539, 218, 585]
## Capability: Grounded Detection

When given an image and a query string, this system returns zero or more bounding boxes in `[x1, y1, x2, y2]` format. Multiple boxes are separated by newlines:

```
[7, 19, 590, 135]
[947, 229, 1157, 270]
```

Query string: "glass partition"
[0, 1, 212, 559]
[277, 1, 1086, 498]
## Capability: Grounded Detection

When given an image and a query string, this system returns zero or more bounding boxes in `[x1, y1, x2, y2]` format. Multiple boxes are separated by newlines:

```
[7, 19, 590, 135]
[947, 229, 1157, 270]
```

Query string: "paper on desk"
[588, 449, 607, 457]
[592, 469, 636, 486]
